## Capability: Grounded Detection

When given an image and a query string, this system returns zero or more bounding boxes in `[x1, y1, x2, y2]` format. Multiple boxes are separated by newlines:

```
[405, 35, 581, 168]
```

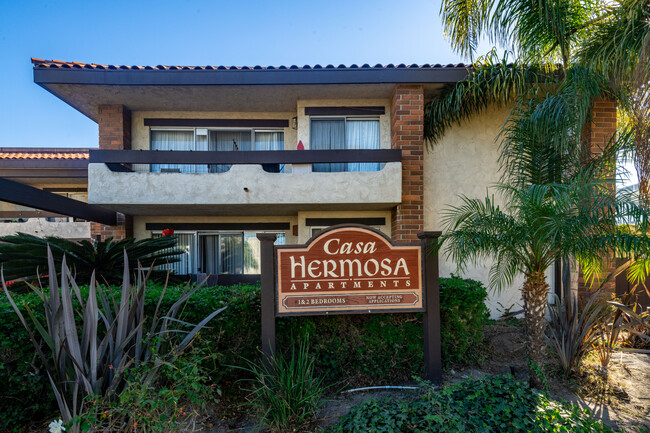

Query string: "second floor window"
[310, 117, 381, 172]
[150, 128, 284, 173]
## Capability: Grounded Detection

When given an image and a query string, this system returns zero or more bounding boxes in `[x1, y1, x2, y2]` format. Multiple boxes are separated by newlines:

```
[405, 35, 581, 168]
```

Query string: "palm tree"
[438, 103, 650, 386]
[428, 0, 650, 386]
[0, 233, 183, 289]
[577, 1, 650, 200]
[432, 0, 649, 190]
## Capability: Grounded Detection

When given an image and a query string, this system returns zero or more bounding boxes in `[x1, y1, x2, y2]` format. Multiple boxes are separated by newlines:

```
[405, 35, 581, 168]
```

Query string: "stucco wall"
[424, 108, 526, 318]
[0, 220, 90, 239]
[88, 162, 401, 210]
[131, 110, 297, 152]
[296, 210, 392, 243]
[134, 215, 299, 243]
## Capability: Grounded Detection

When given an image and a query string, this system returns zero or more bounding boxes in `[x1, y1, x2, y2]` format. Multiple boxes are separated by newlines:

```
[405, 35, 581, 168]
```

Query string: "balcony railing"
[89, 149, 402, 172]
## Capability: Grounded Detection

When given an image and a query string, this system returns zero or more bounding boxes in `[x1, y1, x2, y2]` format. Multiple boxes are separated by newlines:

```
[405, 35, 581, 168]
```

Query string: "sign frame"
[274, 225, 425, 317]
[257, 224, 443, 385]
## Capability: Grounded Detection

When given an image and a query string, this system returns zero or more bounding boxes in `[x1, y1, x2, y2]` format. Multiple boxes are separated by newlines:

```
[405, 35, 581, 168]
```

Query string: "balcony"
[88, 150, 402, 215]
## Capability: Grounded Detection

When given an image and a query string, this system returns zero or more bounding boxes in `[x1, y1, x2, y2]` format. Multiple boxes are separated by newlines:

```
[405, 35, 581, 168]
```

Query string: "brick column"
[390, 85, 424, 243]
[578, 99, 617, 295]
[91, 104, 132, 241]
[98, 104, 132, 150]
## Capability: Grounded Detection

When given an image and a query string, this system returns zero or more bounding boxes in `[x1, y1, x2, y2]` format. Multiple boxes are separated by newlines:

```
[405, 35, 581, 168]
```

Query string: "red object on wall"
[297, 140, 304, 150]
[161, 229, 174, 237]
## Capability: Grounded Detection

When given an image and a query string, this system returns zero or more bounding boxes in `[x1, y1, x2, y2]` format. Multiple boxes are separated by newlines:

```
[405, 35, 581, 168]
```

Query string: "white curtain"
[150, 130, 194, 173]
[152, 233, 195, 275]
[346, 119, 381, 172]
[201, 235, 220, 274]
[194, 134, 209, 173]
[311, 119, 346, 172]
[255, 131, 285, 173]
[209, 131, 252, 173]
[220, 234, 244, 274]
[255, 131, 283, 150]
[243, 232, 286, 274]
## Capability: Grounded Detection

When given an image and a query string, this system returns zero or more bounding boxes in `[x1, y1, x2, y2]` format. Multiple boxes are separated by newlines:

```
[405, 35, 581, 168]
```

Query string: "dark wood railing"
[90, 149, 402, 172]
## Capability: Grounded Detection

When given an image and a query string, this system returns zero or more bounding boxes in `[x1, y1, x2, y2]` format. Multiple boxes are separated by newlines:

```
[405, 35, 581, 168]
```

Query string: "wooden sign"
[257, 227, 442, 385]
[276, 226, 423, 315]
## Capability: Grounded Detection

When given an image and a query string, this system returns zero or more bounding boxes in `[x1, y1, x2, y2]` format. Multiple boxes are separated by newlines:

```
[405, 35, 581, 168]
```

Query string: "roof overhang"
[33, 60, 471, 121]
[0, 148, 89, 185]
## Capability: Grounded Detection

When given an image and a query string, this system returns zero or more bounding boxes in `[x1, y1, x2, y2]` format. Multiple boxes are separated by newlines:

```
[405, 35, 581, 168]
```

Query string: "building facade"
[5, 59, 617, 316]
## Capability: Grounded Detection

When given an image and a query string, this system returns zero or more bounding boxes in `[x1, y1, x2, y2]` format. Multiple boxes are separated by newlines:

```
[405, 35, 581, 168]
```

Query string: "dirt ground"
[201, 322, 650, 432]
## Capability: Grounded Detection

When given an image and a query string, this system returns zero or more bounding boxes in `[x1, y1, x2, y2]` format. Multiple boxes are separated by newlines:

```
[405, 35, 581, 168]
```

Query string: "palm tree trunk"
[522, 270, 550, 388]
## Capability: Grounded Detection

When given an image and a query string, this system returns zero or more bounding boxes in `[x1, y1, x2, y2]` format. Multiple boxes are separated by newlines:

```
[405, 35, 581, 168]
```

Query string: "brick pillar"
[390, 85, 424, 243]
[98, 104, 131, 150]
[578, 98, 617, 295]
[91, 104, 132, 241]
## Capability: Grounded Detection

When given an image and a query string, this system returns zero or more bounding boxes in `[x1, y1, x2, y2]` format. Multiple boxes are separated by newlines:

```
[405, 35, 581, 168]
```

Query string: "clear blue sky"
[0, 0, 482, 149]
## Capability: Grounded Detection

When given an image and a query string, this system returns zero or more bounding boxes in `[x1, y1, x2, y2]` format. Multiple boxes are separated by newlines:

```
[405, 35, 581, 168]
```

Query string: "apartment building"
[0, 59, 617, 315]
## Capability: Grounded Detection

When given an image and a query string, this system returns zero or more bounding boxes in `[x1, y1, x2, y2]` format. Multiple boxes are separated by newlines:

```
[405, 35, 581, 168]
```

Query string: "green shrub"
[1, 275, 488, 430]
[0, 289, 55, 432]
[77, 344, 215, 433]
[439, 275, 489, 364]
[2, 250, 224, 432]
[325, 375, 618, 433]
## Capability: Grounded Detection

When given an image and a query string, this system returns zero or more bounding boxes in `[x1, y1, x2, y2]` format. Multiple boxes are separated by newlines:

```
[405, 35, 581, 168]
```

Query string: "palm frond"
[0, 233, 183, 286]
[424, 51, 556, 144]
[440, 0, 494, 59]
[578, 0, 650, 84]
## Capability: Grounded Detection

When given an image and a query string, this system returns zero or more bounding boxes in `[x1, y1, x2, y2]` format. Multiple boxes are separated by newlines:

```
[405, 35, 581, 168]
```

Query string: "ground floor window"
[153, 231, 286, 275]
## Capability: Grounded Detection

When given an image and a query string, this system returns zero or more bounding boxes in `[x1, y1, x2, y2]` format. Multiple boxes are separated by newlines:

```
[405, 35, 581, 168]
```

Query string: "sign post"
[257, 233, 277, 370]
[419, 231, 442, 385]
[258, 225, 442, 386]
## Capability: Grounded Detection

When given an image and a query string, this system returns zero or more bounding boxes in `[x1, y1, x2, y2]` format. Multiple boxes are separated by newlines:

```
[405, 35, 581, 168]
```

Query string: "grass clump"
[244, 340, 328, 432]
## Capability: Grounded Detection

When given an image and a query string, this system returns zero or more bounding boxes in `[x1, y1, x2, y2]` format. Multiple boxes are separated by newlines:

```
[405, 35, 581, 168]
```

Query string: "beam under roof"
[0, 177, 118, 225]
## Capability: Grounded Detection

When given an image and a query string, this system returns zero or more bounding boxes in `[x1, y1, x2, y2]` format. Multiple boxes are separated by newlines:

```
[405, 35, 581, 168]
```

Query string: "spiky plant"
[546, 261, 631, 376]
[1, 247, 225, 431]
[0, 233, 183, 288]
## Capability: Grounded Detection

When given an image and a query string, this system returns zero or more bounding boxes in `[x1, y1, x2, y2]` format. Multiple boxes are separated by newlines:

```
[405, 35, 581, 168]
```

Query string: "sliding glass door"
[157, 231, 285, 276]
[310, 117, 381, 172]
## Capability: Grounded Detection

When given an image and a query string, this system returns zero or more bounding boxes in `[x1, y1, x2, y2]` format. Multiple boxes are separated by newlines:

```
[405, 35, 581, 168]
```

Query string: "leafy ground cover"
[324, 375, 618, 433]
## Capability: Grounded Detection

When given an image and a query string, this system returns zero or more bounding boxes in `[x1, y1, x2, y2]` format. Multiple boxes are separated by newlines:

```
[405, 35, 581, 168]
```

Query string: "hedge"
[0, 275, 488, 432]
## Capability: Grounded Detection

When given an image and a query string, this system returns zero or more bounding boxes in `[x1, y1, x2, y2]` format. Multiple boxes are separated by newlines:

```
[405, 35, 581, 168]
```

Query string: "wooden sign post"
[257, 225, 442, 385]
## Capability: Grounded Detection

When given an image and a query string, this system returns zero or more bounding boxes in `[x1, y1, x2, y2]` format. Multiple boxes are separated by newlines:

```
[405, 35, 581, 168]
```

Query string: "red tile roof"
[0, 148, 89, 160]
[31, 58, 469, 71]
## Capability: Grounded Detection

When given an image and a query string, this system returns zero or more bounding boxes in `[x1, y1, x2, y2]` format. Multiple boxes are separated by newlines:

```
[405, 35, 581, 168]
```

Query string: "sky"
[0, 0, 484, 150]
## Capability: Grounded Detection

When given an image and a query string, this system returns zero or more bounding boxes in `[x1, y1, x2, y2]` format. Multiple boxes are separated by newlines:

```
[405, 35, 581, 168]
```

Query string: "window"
[154, 231, 285, 275]
[310, 227, 327, 237]
[310, 117, 381, 172]
[151, 130, 195, 173]
[150, 128, 284, 173]
[152, 232, 196, 275]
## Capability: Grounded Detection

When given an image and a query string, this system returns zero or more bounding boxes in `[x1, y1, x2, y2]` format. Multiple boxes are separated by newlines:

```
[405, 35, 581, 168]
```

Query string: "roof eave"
[33, 66, 470, 87]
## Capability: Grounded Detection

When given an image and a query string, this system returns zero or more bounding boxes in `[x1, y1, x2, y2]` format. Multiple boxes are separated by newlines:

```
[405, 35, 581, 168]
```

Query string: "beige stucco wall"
[296, 99, 391, 150]
[88, 162, 401, 210]
[0, 220, 90, 239]
[131, 110, 297, 152]
[296, 210, 392, 243]
[424, 108, 526, 318]
[134, 215, 299, 243]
